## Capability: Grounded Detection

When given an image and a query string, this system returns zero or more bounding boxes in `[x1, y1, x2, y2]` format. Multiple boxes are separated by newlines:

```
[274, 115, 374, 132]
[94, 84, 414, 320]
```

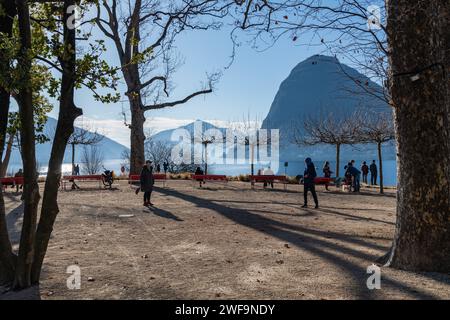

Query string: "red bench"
[61, 175, 103, 190]
[0, 177, 24, 191]
[128, 174, 167, 187]
[314, 177, 333, 185]
[249, 175, 287, 190]
[191, 174, 228, 188]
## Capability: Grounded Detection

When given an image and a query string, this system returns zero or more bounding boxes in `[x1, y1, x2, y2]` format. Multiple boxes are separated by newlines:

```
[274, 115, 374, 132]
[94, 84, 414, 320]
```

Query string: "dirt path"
[1, 180, 449, 300]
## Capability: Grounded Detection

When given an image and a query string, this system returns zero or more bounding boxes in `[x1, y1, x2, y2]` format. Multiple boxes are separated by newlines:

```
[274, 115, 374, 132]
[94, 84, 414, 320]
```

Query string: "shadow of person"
[147, 206, 183, 221]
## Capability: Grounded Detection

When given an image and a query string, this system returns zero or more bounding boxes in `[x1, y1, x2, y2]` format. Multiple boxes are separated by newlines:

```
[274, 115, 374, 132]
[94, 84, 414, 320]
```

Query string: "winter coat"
[370, 163, 378, 174]
[140, 166, 154, 192]
[361, 164, 369, 175]
[303, 158, 317, 185]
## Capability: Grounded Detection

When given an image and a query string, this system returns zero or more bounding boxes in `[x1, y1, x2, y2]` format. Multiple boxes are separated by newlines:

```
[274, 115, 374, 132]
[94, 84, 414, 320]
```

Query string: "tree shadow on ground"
[326, 190, 397, 198]
[0, 285, 41, 300]
[156, 186, 442, 299]
[6, 202, 24, 245]
[317, 206, 395, 226]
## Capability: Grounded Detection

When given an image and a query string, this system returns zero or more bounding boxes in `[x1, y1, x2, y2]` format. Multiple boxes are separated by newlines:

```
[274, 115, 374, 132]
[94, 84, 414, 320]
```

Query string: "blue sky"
[49, 18, 332, 146]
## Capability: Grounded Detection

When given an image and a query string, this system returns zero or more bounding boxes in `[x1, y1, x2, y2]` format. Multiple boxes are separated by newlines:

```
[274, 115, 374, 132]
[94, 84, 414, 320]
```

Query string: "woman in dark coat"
[140, 160, 155, 206]
[322, 161, 333, 191]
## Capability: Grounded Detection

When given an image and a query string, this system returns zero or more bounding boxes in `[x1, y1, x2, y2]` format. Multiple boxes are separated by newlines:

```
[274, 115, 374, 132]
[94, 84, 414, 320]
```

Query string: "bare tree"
[228, 114, 268, 178]
[67, 122, 104, 174]
[95, 0, 231, 174]
[120, 149, 131, 173]
[358, 110, 395, 194]
[193, 126, 218, 175]
[292, 111, 362, 177]
[81, 145, 104, 175]
[145, 139, 172, 168]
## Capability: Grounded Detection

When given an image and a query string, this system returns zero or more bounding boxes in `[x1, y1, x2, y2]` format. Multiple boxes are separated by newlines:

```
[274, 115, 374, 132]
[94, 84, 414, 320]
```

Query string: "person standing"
[140, 160, 155, 206]
[370, 160, 378, 185]
[361, 161, 369, 184]
[302, 158, 319, 209]
[156, 163, 161, 173]
[322, 161, 332, 191]
[163, 161, 169, 174]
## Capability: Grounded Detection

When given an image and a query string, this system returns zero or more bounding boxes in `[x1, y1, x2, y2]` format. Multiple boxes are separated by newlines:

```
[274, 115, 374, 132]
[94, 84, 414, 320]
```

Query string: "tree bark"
[13, 0, 41, 289]
[0, 133, 15, 177]
[385, 0, 450, 272]
[0, 0, 17, 285]
[31, 0, 82, 284]
[335, 143, 341, 178]
[377, 142, 384, 194]
[71, 143, 75, 174]
[129, 98, 146, 174]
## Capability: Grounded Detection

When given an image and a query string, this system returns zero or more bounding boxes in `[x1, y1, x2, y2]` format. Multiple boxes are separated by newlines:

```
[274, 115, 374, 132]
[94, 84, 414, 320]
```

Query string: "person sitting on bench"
[14, 169, 24, 193]
[262, 167, 274, 189]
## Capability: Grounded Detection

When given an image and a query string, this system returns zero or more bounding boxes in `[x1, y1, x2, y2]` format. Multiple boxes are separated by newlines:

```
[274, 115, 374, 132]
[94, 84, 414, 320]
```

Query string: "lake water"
[8, 159, 398, 186]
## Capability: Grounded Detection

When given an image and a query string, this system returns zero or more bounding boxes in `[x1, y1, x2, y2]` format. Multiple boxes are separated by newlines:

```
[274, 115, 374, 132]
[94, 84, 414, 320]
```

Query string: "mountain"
[10, 117, 129, 166]
[262, 55, 395, 163]
[151, 120, 225, 144]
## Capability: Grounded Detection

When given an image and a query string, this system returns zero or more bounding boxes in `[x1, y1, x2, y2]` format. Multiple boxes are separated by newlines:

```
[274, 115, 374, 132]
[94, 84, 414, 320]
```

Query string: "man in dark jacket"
[302, 157, 319, 209]
[348, 162, 361, 192]
[140, 160, 155, 206]
[370, 160, 378, 185]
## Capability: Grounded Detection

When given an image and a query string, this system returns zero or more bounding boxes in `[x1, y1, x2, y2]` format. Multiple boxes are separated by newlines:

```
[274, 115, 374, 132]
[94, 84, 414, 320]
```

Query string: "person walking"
[140, 160, 155, 206]
[195, 166, 204, 187]
[322, 161, 332, 191]
[156, 163, 161, 173]
[163, 161, 169, 174]
[361, 161, 369, 184]
[302, 158, 319, 209]
[370, 160, 378, 185]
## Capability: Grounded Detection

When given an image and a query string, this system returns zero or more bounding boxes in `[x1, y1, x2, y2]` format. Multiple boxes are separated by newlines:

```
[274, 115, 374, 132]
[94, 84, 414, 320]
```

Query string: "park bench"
[191, 174, 228, 188]
[61, 175, 103, 190]
[314, 177, 334, 185]
[249, 175, 287, 190]
[0, 177, 24, 191]
[128, 174, 167, 188]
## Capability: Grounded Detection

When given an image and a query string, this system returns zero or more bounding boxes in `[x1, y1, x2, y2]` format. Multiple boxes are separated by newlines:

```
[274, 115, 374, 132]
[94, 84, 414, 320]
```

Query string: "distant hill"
[10, 117, 129, 166]
[151, 120, 225, 144]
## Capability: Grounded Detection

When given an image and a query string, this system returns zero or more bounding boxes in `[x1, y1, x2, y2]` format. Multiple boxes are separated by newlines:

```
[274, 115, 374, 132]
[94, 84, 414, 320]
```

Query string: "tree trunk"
[31, 0, 82, 284]
[0, 133, 15, 177]
[14, 0, 41, 289]
[71, 143, 75, 175]
[129, 99, 146, 175]
[385, 0, 450, 272]
[335, 143, 341, 178]
[0, 191, 16, 285]
[377, 142, 384, 194]
[0, 0, 16, 286]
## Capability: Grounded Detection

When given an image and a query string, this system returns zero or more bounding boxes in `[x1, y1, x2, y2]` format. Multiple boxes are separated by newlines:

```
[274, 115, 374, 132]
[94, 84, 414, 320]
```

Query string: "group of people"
[342, 160, 378, 192]
[155, 161, 170, 174]
[302, 158, 380, 208]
